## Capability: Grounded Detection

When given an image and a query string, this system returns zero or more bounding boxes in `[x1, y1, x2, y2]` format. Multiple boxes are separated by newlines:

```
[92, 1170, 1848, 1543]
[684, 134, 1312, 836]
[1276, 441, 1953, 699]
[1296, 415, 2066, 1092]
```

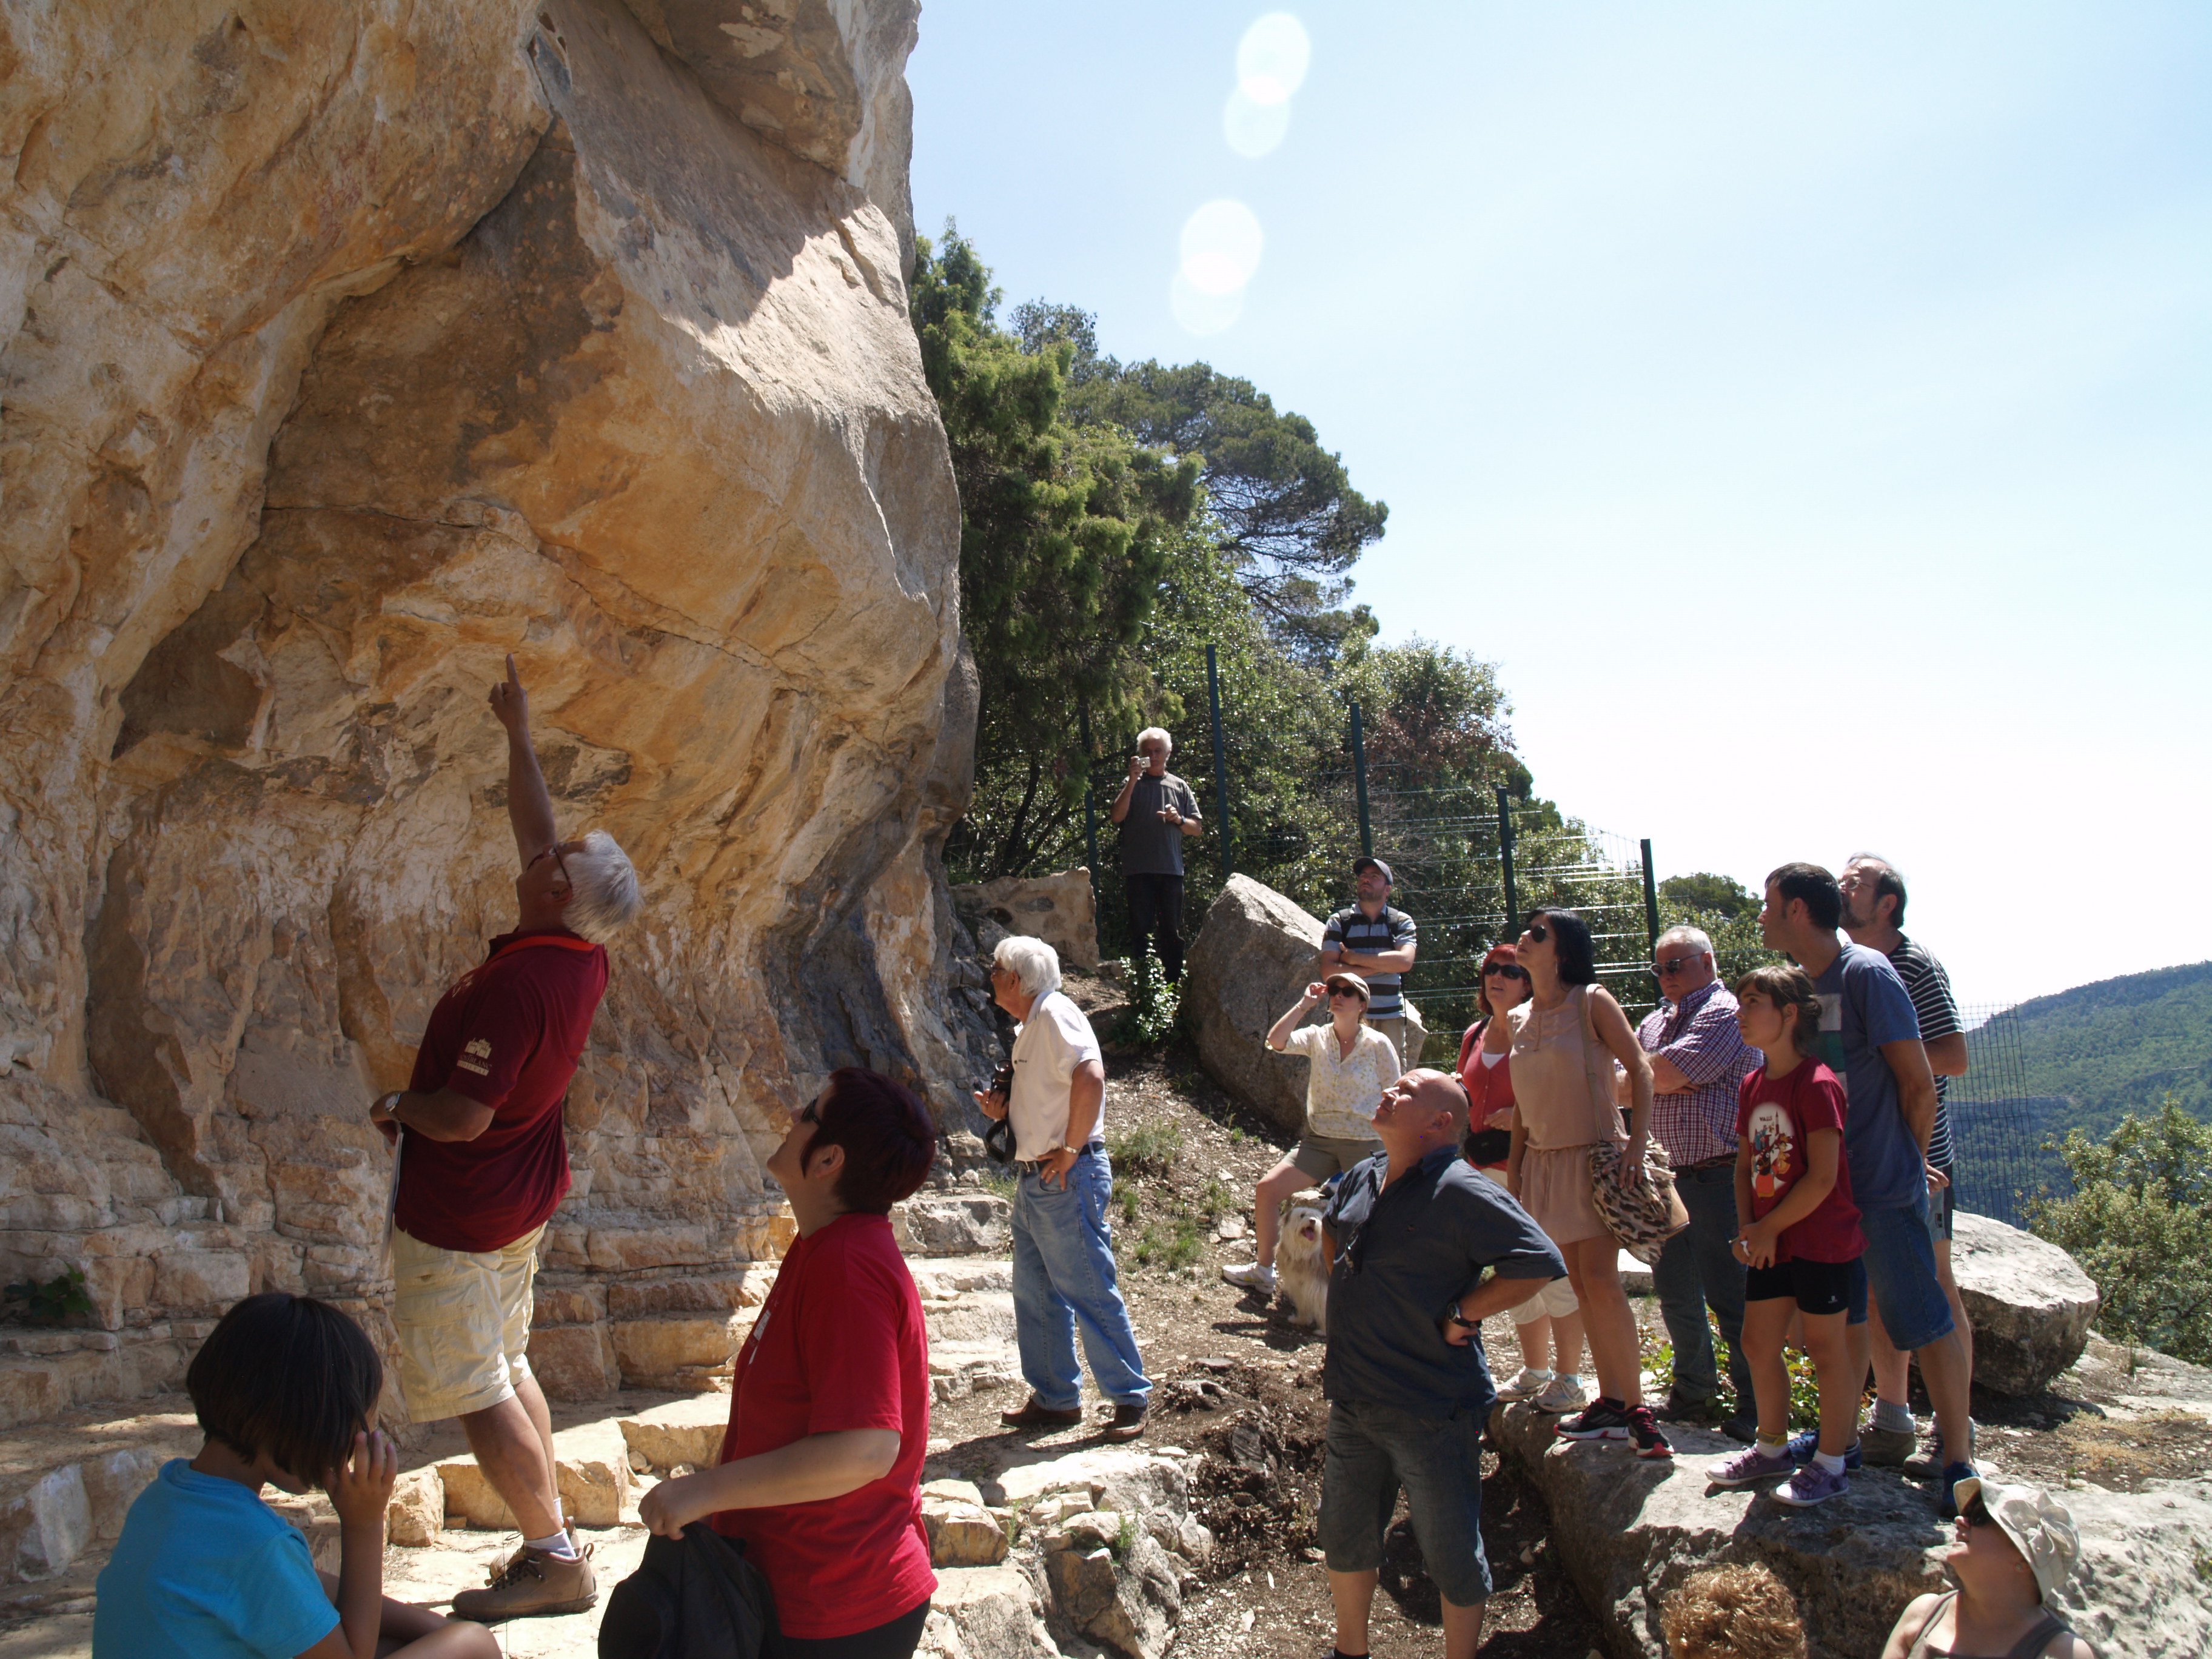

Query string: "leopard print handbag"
[1588, 1138, 1692, 1265]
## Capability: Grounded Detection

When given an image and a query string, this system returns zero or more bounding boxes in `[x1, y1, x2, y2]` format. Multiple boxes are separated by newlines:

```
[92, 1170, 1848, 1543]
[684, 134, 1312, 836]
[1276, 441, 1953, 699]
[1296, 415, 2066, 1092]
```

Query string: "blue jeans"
[1010, 1151, 1151, 1410]
[1320, 1399, 1491, 1607]
[1651, 1161, 1753, 1407]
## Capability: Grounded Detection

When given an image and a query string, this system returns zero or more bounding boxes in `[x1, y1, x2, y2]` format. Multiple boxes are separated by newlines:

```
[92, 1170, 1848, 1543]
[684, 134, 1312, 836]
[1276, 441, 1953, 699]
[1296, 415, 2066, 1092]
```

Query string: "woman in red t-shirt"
[1458, 944, 1587, 1409]
[639, 1070, 939, 1659]
[1708, 967, 1866, 1510]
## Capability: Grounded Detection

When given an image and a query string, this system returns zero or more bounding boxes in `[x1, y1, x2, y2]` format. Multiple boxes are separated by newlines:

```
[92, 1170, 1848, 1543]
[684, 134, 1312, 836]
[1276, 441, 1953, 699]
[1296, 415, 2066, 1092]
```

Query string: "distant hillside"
[1970, 960, 2212, 1142]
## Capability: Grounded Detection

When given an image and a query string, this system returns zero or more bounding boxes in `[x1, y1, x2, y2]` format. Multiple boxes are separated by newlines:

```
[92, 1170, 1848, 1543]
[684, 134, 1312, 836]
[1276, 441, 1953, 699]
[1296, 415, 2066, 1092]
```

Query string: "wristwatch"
[1444, 1302, 1478, 1330]
[375, 1090, 404, 1121]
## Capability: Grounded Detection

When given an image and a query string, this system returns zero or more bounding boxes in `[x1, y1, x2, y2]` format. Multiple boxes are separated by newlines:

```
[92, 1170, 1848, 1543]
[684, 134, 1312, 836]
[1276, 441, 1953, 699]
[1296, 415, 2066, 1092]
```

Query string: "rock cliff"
[0, 0, 988, 1417]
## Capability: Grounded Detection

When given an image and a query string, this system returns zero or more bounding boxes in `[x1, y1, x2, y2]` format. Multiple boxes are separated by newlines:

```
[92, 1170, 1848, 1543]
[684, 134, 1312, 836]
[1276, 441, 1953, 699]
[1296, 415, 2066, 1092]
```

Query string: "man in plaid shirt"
[1638, 925, 1761, 1437]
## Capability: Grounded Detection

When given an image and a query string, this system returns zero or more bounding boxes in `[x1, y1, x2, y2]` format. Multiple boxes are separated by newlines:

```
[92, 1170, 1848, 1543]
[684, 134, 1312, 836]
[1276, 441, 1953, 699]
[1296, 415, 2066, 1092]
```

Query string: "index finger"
[505, 652, 521, 686]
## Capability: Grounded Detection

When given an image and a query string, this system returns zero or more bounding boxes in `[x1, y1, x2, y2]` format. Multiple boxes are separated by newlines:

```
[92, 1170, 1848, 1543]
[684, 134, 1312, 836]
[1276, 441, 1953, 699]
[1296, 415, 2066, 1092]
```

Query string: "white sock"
[528, 1527, 579, 1561]
[1756, 1437, 1788, 1459]
[1812, 1450, 1848, 1476]
[1872, 1398, 1915, 1435]
[1521, 1367, 1553, 1382]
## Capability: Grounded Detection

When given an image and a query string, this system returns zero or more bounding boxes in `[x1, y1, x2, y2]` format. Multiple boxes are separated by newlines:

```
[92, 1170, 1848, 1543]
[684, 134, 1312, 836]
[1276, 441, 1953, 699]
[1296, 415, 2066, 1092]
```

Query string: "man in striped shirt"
[1637, 926, 1761, 1437]
[1842, 854, 1972, 1469]
[1320, 857, 1420, 1066]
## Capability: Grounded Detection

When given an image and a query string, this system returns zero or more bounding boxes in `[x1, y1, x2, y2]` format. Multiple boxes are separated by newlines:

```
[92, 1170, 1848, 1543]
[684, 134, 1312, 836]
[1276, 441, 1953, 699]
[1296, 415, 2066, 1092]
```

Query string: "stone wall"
[0, 0, 990, 1417]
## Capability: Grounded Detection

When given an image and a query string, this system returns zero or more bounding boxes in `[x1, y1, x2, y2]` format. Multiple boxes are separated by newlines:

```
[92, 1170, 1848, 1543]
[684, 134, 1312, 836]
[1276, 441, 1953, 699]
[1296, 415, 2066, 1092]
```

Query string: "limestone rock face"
[1952, 1212, 2100, 1396]
[951, 869, 1100, 971]
[0, 0, 988, 1410]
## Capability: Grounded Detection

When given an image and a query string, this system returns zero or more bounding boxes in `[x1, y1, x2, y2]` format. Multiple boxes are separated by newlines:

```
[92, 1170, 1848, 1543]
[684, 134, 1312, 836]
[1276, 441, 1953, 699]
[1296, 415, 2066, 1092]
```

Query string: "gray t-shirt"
[1119, 773, 1201, 876]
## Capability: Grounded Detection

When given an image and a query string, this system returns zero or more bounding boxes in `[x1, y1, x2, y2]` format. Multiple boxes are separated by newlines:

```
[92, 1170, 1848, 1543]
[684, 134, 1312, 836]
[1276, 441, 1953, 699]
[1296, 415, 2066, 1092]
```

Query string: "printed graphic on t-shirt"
[1745, 1101, 1798, 1205]
[457, 1037, 492, 1076]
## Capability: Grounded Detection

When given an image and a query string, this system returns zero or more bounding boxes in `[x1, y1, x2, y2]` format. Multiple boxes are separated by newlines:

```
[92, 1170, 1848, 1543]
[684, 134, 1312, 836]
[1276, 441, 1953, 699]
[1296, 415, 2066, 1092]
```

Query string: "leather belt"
[1684, 1152, 1737, 1171]
[1014, 1141, 1105, 1174]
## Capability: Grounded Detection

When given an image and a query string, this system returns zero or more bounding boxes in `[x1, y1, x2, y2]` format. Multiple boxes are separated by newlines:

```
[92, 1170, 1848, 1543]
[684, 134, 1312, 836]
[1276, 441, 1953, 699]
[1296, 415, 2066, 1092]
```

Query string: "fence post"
[1349, 701, 1373, 859]
[1640, 838, 1662, 997]
[1206, 642, 1235, 877]
[1080, 703, 1101, 916]
[1495, 786, 1517, 931]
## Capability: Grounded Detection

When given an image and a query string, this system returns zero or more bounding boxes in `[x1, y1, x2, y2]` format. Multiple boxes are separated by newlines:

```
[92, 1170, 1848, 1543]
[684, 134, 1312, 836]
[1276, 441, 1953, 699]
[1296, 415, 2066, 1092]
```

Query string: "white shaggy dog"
[1275, 1187, 1332, 1333]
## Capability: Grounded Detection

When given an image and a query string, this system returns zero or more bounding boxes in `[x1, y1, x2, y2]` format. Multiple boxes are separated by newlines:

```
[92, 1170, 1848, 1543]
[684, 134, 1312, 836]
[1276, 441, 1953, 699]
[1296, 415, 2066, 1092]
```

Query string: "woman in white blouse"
[1221, 971, 1401, 1296]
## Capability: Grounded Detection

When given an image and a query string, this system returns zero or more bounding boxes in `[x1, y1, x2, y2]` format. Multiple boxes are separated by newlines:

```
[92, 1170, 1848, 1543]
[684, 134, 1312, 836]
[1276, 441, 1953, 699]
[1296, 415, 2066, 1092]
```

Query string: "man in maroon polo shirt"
[367, 656, 640, 1621]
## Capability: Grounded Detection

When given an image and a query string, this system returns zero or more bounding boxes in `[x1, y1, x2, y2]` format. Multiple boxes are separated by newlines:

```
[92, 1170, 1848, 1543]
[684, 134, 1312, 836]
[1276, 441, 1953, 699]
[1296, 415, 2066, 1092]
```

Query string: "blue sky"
[908, 2, 2211, 1011]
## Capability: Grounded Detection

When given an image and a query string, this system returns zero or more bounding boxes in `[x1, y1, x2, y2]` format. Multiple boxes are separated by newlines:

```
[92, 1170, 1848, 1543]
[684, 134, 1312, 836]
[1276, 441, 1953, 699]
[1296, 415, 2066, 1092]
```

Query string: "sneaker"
[1772, 1461, 1849, 1508]
[1101, 1401, 1148, 1443]
[1905, 1425, 1970, 1480]
[1495, 1367, 1552, 1403]
[1785, 1429, 1863, 1470]
[1626, 1404, 1674, 1460]
[1862, 1422, 1917, 1466]
[1654, 1392, 1720, 1425]
[1000, 1396, 1084, 1429]
[1532, 1375, 1588, 1414]
[1937, 1461, 1978, 1520]
[452, 1542, 597, 1622]
[1221, 1261, 1277, 1292]
[1720, 1415, 1758, 1445]
[1708, 1444, 1795, 1487]
[1555, 1398, 1634, 1441]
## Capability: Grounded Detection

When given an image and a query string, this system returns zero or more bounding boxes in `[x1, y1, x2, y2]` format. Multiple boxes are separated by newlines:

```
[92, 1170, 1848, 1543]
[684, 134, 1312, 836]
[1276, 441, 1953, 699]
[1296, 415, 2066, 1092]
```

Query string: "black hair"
[1527, 907, 1598, 986]
[808, 1067, 938, 1215]
[187, 1292, 381, 1486]
[1848, 853, 1908, 926]
[1765, 862, 1843, 931]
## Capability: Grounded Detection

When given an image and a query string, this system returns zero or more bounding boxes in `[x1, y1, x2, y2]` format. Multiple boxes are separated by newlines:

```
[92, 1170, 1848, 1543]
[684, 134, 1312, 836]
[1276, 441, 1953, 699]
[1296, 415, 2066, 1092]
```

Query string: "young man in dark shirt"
[1320, 1068, 1566, 1659]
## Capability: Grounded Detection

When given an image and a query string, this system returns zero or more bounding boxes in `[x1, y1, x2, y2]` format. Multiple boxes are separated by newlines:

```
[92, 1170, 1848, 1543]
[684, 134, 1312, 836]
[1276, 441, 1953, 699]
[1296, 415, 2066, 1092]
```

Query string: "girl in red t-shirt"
[1708, 966, 1866, 1508]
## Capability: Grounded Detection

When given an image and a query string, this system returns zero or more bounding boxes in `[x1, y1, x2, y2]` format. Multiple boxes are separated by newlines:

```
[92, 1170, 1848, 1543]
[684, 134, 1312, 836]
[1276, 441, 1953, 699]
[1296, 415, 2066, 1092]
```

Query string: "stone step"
[0, 1395, 199, 1587]
[614, 1390, 732, 1474]
[0, 1336, 189, 1437]
[894, 1193, 1013, 1258]
[428, 1416, 640, 1532]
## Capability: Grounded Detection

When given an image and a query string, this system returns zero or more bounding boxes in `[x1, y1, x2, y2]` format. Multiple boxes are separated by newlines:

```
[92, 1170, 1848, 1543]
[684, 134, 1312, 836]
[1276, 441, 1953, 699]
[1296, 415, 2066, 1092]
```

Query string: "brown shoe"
[451, 1541, 597, 1622]
[1101, 1401, 1148, 1442]
[1000, 1395, 1084, 1429]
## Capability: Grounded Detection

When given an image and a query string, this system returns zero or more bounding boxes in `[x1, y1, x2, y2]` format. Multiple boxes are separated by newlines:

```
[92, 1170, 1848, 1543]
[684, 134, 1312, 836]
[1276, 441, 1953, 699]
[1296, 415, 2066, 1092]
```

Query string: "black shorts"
[1746, 1256, 1860, 1318]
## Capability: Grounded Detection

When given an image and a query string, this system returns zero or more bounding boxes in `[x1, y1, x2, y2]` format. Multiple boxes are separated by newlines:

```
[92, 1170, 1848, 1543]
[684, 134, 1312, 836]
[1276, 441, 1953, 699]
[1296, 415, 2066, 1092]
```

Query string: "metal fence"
[1952, 1002, 2074, 1226]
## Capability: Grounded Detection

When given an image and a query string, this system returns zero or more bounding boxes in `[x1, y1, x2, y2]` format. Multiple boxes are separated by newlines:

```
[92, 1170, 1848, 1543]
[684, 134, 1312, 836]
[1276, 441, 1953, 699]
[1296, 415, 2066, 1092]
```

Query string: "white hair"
[1136, 726, 1173, 757]
[993, 934, 1062, 1004]
[564, 829, 643, 943]
[1657, 924, 1715, 959]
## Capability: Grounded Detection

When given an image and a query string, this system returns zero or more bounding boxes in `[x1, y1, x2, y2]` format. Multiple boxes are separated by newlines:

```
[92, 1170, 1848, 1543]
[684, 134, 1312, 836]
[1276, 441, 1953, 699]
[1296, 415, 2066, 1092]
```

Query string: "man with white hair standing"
[1108, 726, 1202, 984]
[368, 655, 642, 1621]
[974, 936, 1152, 1441]
[1638, 925, 1761, 1439]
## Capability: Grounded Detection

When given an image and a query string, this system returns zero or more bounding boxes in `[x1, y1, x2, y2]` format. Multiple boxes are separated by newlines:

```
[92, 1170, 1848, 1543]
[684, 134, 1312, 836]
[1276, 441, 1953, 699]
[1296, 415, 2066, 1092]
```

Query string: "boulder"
[923, 1495, 1010, 1567]
[1493, 1401, 2212, 1659]
[923, 1566, 1058, 1659]
[617, 1392, 733, 1473]
[386, 1467, 445, 1547]
[1182, 876, 1426, 1130]
[1951, 1212, 2100, 1396]
[951, 871, 1100, 971]
[1042, 1533, 1183, 1659]
[895, 1194, 1013, 1258]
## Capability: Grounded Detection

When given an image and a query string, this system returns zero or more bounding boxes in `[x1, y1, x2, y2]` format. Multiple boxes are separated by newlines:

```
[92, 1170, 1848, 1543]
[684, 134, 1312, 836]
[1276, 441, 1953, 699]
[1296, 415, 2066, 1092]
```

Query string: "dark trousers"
[765, 1597, 930, 1659]
[1124, 873, 1186, 984]
[1652, 1160, 1754, 1408]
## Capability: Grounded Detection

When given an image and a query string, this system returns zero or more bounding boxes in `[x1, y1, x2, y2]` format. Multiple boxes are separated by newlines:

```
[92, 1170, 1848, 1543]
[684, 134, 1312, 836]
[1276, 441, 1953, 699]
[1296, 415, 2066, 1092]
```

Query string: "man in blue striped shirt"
[1320, 858, 1420, 1066]
[1842, 854, 1972, 1470]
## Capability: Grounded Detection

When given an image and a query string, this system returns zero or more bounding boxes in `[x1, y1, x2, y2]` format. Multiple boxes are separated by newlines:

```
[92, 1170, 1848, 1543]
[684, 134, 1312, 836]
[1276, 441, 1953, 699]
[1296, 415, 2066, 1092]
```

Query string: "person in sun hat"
[1320, 856, 1419, 1067]
[1879, 1476, 2094, 1659]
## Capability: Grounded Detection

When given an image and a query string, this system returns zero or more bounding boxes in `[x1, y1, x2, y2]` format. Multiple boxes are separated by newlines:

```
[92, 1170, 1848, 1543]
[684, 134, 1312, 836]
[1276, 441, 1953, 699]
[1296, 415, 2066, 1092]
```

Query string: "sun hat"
[1323, 971, 1371, 1003]
[1352, 856, 1393, 885]
[1955, 1476, 2079, 1604]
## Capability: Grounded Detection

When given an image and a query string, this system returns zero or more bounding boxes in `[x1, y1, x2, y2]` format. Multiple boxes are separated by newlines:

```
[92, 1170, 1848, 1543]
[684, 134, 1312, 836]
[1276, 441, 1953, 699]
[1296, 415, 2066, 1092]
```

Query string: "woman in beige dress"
[1483, 907, 1671, 1457]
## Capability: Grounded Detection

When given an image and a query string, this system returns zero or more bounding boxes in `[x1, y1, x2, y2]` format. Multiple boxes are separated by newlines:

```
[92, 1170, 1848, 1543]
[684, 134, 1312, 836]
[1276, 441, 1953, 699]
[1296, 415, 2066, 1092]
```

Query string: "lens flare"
[1179, 199, 1263, 297]
[1236, 13, 1310, 107]
[1170, 271, 1244, 337]
[1222, 86, 1290, 158]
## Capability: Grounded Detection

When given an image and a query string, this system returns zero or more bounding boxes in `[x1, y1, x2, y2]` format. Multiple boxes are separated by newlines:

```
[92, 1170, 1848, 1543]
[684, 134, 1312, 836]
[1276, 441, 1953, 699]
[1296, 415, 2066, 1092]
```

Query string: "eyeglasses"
[1961, 1494, 1996, 1529]
[528, 844, 572, 888]
[1483, 964, 1527, 981]
[797, 1101, 820, 1127]
[1654, 955, 1697, 976]
[1524, 923, 1549, 943]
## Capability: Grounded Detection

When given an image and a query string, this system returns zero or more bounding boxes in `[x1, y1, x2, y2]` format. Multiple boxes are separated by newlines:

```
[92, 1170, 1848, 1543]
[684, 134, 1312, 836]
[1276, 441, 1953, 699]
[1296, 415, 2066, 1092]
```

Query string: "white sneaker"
[1221, 1261, 1276, 1291]
[1532, 1374, 1589, 1413]
[1495, 1367, 1552, 1402]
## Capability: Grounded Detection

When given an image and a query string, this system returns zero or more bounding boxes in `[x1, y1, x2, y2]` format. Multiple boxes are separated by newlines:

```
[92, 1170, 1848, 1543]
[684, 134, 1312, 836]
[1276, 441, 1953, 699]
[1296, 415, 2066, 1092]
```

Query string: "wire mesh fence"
[1952, 1003, 2074, 1227]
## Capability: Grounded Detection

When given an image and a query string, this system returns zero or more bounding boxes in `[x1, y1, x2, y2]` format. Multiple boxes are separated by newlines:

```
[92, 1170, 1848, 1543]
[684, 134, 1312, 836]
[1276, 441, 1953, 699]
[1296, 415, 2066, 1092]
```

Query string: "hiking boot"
[1786, 1429, 1863, 1470]
[1707, 1444, 1795, 1487]
[1555, 1398, 1634, 1441]
[1494, 1367, 1552, 1403]
[451, 1542, 597, 1623]
[1626, 1404, 1674, 1460]
[1101, 1401, 1148, 1443]
[1861, 1421, 1917, 1466]
[1720, 1414, 1758, 1445]
[1000, 1396, 1084, 1429]
[1904, 1424, 1969, 1480]
[1773, 1461, 1849, 1508]
[1221, 1261, 1277, 1292]
[1654, 1391, 1721, 1426]
[1531, 1374, 1588, 1414]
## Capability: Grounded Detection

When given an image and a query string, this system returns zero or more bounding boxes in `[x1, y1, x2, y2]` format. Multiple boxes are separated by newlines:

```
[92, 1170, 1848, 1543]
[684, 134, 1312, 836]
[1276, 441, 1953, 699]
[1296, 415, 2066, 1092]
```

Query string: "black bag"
[598, 1522, 776, 1659]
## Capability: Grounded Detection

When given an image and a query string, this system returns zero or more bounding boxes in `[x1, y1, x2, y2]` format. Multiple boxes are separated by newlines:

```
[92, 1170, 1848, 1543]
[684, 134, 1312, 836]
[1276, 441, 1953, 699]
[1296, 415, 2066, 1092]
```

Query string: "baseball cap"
[1955, 1476, 2079, 1604]
[1323, 971, 1371, 1002]
[1353, 856, 1393, 885]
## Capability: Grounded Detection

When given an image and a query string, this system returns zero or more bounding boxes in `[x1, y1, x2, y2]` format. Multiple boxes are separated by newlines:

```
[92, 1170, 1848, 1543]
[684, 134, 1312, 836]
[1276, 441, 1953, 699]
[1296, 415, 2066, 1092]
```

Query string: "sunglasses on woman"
[1524, 923, 1549, 943]
[1962, 1494, 1996, 1529]
[1483, 964, 1527, 981]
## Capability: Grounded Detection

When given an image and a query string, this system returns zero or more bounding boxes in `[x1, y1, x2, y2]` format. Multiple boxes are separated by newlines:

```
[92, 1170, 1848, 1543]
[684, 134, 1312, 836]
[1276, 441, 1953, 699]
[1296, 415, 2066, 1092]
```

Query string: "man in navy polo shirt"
[1319, 1069, 1565, 1659]
[1321, 857, 1420, 1065]
[367, 656, 642, 1620]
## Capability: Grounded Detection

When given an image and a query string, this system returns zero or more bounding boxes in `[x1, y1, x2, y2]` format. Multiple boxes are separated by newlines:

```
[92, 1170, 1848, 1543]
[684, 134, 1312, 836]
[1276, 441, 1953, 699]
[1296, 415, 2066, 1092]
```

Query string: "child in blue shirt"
[95, 1292, 497, 1659]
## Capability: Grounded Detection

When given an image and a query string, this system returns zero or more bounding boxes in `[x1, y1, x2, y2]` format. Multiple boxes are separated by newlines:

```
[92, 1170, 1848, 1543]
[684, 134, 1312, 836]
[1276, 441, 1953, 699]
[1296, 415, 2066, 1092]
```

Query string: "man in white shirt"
[974, 936, 1152, 1441]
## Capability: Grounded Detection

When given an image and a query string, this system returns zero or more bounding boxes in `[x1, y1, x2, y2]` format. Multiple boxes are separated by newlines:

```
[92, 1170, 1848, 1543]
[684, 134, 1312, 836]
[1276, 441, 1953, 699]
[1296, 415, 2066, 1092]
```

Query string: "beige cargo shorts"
[390, 1224, 545, 1422]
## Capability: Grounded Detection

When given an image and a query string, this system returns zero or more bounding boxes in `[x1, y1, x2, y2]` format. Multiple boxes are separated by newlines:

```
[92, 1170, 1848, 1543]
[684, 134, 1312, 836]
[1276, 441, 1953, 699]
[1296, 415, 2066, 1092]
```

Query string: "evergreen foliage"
[1658, 873, 1784, 992]
[1974, 960, 2212, 1137]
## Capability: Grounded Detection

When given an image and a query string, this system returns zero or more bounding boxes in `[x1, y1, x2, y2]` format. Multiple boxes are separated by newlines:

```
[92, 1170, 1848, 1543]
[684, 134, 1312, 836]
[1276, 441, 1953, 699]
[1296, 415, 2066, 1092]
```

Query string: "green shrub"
[4, 1267, 92, 1327]
[1107, 1122, 1185, 1177]
[1125, 950, 1182, 1048]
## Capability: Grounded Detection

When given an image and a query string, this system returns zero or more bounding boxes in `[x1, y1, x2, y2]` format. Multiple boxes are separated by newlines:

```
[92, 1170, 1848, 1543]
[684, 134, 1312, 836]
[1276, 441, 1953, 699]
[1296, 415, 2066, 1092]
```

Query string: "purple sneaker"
[1707, 1445, 1795, 1488]
[1773, 1460, 1849, 1507]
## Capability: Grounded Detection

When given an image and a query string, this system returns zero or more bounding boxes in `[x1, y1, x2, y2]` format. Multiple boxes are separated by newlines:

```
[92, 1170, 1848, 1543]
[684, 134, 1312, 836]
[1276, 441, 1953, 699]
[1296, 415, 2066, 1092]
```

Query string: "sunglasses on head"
[1483, 964, 1527, 980]
[797, 1101, 820, 1127]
